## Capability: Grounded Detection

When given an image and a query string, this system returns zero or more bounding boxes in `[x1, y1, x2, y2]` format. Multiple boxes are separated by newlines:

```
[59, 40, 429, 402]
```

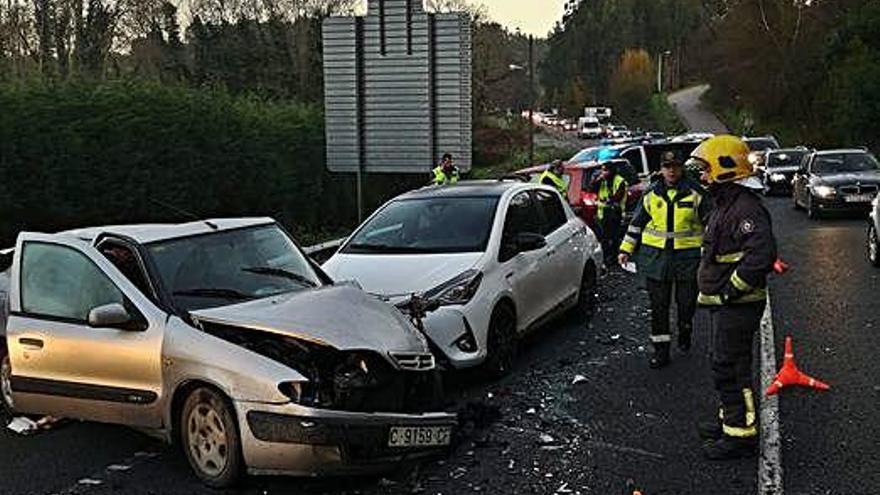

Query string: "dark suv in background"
[759, 147, 810, 195]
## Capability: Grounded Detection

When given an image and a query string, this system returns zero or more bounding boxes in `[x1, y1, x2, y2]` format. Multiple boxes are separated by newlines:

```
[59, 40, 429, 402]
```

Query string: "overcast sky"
[474, 0, 566, 38]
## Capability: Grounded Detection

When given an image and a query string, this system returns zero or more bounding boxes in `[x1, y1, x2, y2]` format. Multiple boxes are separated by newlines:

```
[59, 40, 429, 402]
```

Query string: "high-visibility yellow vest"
[598, 174, 627, 220]
[433, 166, 459, 185]
[640, 188, 704, 250]
[539, 170, 567, 196]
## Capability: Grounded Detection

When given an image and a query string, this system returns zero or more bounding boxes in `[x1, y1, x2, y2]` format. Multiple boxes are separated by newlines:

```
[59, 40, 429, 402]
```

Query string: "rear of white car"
[323, 182, 603, 376]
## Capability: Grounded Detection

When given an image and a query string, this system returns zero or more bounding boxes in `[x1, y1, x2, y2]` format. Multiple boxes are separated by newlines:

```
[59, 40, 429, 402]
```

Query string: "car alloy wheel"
[181, 387, 243, 487]
[1, 353, 14, 415]
[807, 194, 820, 220]
[868, 224, 880, 267]
[483, 304, 517, 379]
[572, 262, 598, 321]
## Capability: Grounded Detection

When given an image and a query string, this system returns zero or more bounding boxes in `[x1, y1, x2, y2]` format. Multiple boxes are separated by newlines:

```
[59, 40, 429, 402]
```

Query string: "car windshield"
[767, 151, 806, 169]
[344, 197, 499, 255]
[813, 153, 880, 174]
[746, 138, 779, 151]
[147, 224, 320, 311]
[571, 148, 599, 163]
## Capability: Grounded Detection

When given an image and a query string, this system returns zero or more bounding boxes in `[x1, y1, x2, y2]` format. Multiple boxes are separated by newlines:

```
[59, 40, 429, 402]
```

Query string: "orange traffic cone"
[773, 258, 790, 275]
[765, 336, 830, 396]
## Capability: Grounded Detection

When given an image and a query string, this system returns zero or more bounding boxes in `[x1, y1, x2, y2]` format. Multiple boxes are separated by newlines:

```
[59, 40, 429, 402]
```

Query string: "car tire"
[482, 304, 517, 379]
[180, 387, 243, 488]
[571, 262, 598, 322]
[867, 224, 880, 267]
[807, 194, 821, 220]
[1, 350, 14, 417]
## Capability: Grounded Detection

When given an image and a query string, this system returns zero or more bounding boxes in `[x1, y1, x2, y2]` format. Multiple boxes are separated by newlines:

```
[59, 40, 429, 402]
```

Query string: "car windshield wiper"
[173, 288, 254, 300]
[241, 266, 318, 287]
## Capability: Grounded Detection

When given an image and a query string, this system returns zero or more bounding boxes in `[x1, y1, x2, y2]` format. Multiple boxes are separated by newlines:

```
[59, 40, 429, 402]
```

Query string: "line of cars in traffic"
[0, 180, 603, 486]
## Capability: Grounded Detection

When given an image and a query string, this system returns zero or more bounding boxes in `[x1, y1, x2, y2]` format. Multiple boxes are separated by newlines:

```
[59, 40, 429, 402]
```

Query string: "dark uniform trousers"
[705, 302, 764, 430]
[647, 276, 698, 340]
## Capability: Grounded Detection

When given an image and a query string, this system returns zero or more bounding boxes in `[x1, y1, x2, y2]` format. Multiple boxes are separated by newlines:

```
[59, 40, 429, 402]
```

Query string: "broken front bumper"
[235, 401, 457, 476]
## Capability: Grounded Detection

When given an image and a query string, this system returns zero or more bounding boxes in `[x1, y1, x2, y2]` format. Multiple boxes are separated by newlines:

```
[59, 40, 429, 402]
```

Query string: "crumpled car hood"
[190, 285, 428, 352]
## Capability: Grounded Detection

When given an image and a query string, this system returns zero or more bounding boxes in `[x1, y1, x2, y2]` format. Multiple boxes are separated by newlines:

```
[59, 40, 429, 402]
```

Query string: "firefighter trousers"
[646, 277, 697, 346]
[705, 301, 765, 439]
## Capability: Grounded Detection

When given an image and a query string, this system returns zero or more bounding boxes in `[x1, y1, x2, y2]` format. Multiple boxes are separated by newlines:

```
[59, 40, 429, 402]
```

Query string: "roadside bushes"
[0, 81, 365, 246]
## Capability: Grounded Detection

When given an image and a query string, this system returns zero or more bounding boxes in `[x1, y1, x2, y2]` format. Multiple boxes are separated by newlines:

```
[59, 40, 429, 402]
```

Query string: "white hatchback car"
[323, 181, 603, 377]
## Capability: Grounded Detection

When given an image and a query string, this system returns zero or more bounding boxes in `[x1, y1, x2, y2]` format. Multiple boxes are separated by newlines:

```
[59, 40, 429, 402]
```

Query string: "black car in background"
[793, 149, 880, 219]
[759, 147, 810, 195]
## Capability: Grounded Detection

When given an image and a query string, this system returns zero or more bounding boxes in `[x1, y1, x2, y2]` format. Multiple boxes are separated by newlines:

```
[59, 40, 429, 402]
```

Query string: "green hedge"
[0, 81, 425, 247]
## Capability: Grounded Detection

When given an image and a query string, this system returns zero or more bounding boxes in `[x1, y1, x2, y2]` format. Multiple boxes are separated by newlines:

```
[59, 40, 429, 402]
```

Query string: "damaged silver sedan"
[0, 218, 455, 487]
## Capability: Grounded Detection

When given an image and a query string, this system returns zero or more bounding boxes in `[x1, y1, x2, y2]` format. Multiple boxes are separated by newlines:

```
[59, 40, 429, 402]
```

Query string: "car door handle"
[19, 338, 44, 350]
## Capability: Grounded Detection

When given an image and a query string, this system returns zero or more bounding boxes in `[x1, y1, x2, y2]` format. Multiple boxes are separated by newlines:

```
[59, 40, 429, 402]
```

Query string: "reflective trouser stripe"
[730, 271, 755, 292]
[715, 251, 745, 263]
[698, 290, 767, 305]
[650, 334, 671, 343]
[722, 389, 758, 438]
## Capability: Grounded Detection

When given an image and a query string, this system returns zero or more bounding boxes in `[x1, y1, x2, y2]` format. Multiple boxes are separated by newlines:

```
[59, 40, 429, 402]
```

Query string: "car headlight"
[278, 381, 303, 402]
[748, 152, 761, 165]
[813, 185, 837, 198]
[424, 269, 482, 307]
[770, 173, 786, 182]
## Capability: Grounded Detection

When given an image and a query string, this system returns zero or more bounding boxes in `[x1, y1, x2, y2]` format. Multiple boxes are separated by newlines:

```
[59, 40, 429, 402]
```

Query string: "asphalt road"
[0, 269, 754, 495]
[765, 197, 880, 494]
[668, 85, 729, 135]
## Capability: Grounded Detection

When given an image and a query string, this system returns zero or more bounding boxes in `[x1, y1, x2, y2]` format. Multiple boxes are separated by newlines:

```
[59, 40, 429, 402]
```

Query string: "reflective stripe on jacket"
[620, 179, 709, 255]
[539, 170, 567, 196]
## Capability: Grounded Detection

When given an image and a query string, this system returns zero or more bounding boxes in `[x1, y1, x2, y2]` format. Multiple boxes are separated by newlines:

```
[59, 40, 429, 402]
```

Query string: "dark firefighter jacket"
[697, 183, 778, 305]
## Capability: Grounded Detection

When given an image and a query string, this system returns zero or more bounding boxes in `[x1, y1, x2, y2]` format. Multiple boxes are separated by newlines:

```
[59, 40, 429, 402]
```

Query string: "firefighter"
[432, 153, 460, 185]
[591, 160, 628, 262]
[540, 160, 568, 196]
[686, 135, 777, 460]
[618, 152, 711, 368]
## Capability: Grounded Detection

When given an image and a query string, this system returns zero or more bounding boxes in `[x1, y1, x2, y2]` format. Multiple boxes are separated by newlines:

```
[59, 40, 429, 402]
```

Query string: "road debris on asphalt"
[6, 415, 65, 435]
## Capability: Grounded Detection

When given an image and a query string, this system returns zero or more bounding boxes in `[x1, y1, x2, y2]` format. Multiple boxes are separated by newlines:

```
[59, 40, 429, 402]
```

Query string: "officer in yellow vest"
[591, 160, 628, 262]
[539, 160, 568, 196]
[432, 153, 460, 185]
[618, 153, 711, 368]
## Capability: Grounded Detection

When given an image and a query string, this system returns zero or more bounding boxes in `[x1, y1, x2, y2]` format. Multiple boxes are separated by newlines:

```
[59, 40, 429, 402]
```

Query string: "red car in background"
[515, 159, 646, 229]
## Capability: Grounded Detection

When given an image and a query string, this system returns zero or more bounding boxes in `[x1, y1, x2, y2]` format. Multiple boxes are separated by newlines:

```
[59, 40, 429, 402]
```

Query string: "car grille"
[839, 184, 879, 195]
[390, 352, 435, 371]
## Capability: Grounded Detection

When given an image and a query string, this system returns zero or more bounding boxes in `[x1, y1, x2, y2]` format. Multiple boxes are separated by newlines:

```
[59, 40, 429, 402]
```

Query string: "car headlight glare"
[813, 185, 836, 198]
[770, 173, 786, 182]
[425, 269, 483, 307]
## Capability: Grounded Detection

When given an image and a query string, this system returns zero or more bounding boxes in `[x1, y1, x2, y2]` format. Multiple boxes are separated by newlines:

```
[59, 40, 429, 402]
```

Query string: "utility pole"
[528, 34, 535, 166]
[657, 50, 671, 93]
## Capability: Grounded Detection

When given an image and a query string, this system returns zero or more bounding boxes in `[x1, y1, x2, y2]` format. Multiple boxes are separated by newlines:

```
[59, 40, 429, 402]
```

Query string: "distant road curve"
[668, 84, 730, 134]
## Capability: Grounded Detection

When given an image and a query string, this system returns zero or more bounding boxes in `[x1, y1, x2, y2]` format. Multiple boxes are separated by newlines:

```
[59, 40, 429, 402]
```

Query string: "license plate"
[845, 194, 874, 203]
[388, 426, 452, 448]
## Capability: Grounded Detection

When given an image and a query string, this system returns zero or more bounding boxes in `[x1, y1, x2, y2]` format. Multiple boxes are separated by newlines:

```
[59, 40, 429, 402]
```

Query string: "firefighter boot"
[702, 435, 757, 460]
[678, 324, 693, 352]
[649, 343, 670, 368]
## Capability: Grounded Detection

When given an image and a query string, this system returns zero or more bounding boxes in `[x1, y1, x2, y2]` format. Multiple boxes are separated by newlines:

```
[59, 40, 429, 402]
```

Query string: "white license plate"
[388, 426, 452, 448]
[845, 194, 874, 203]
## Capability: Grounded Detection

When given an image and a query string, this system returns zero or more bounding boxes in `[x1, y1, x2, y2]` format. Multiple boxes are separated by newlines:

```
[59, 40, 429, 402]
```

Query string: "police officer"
[539, 160, 568, 196]
[687, 135, 777, 460]
[591, 160, 628, 262]
[432, 153, 460, 185]
[618, 153, 710, 368]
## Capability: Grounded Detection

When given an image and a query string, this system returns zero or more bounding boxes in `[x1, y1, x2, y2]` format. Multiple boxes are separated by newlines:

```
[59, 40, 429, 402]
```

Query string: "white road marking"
[759, 297, 783, 494]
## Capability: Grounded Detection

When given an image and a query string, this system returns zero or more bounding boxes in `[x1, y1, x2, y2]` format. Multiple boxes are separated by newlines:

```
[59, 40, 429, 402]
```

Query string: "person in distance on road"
[539, 159, 568, 196]
[432, 153, 460, 185]
[687, 135, 777, 460]
[618, 152, 710, 368]
[590, 160, 628, 263]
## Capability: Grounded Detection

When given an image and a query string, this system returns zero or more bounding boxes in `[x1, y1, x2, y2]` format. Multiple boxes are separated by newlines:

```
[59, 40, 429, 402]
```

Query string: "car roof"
[59, 217, 276, 244]
[396, 180, 536, 200]
[814, 149, 872, 155]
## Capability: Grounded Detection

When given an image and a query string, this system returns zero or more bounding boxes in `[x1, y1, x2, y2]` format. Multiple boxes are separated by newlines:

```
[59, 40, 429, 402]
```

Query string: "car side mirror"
[88, 303, 142, 331]
[516, 232, 547, 253]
